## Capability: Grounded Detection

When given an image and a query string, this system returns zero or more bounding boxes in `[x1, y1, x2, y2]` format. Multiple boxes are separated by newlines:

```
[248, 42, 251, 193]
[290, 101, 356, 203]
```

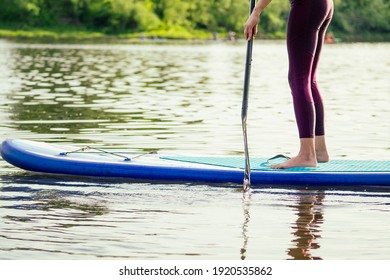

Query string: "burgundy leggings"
[287, 0, 333, 138]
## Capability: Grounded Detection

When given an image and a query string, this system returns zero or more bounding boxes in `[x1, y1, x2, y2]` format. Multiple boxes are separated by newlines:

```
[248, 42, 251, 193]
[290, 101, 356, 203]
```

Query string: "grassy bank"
[0, 28, 106, 41]
[0, 26, 228, 42]
[0, 27, 389, 43]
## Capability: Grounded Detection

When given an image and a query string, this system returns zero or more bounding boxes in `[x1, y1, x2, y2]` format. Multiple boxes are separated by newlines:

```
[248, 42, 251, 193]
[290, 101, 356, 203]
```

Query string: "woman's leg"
[312, 7, 333, 163]
[272, 0, 333, 169]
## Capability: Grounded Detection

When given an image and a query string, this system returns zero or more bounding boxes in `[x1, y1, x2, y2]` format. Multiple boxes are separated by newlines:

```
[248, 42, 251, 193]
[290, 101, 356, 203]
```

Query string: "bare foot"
[316, 150, 329, 163]
[270, 155, 317, 169]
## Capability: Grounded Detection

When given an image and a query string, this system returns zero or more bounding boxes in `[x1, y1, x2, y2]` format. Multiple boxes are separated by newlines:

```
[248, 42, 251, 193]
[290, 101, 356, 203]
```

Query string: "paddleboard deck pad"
[1, 139, 389, 187]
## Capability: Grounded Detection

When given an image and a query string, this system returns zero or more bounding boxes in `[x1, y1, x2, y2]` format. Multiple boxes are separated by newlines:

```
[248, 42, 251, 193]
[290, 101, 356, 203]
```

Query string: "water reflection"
[0, 176, 111, 258]
[239, 189, 325, 260]
[240, 191, 251, 260]
[287, 190, 325, 260]
[1, 181, 108, 219]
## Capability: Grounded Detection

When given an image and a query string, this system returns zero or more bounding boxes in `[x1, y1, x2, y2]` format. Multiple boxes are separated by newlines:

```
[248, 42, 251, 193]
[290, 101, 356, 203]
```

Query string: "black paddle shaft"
[241, 0, 256, 190]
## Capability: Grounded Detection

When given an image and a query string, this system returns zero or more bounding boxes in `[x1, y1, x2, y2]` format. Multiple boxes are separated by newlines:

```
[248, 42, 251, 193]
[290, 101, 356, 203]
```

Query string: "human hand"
[244, 12, 259, 41]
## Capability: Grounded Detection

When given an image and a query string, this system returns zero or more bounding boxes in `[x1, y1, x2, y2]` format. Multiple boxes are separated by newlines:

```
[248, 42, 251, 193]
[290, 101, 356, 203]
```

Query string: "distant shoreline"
[1, 28, 389, 43]
[0, 27, 236, 42]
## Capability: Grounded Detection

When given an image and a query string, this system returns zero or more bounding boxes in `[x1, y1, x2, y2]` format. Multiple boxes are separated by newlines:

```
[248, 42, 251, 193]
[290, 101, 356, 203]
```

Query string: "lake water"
[0, 40, 389, 260]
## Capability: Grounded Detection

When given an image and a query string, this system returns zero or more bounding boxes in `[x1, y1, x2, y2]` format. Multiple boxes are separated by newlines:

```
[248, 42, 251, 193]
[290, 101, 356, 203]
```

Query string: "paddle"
[241, 0, 256, 191]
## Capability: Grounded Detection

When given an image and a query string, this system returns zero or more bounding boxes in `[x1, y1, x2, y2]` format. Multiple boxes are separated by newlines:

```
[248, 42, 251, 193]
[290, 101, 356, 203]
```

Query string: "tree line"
[0, 0, 389, 40]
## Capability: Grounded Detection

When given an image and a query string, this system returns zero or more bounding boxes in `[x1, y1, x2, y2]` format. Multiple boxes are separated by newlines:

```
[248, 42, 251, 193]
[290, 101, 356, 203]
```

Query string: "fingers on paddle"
[244, 25, 257, 41]
[251, 27, 257, 40]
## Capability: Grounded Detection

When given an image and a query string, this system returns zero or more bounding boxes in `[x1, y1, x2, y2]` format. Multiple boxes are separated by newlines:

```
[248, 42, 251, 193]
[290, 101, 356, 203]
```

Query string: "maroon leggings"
[287, 0, 333, 138]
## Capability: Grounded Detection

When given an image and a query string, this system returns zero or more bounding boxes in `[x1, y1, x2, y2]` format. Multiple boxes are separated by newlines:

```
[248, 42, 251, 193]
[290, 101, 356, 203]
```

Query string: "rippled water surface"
[0, 40, 389, 259]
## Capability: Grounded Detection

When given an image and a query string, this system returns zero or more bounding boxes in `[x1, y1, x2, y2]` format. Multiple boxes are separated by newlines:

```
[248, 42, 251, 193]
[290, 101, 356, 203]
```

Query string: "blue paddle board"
[1, 139, 389, 188]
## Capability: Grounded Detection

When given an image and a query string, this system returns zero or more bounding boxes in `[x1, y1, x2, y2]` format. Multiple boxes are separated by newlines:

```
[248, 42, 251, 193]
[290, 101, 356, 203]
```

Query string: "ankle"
[298, 138, 316, 160]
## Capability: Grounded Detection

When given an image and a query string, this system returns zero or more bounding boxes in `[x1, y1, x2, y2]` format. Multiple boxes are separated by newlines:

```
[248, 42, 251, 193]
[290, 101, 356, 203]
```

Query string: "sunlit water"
[0, 40, 389, 260]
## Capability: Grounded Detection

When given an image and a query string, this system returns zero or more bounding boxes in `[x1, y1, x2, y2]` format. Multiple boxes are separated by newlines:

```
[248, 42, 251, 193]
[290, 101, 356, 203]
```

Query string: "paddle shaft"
[241, 0, 256, 191]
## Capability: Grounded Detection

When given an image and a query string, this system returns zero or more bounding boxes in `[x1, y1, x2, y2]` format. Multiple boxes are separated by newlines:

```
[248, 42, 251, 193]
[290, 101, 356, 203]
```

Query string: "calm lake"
[0, 39, 389, 260]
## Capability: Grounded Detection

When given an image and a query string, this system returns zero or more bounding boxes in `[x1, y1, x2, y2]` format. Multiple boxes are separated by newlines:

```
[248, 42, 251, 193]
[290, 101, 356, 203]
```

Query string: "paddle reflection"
[287, 190, 325, 260]
[240, 190, 251, 260]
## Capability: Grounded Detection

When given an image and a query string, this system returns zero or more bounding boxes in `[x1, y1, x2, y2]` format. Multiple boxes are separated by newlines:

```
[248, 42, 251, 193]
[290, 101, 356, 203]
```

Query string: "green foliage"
[333, 0, 390, 34]
[0, 0, 40, 27]
[0, 0, 389, 40]
[258, 0, 289, 34]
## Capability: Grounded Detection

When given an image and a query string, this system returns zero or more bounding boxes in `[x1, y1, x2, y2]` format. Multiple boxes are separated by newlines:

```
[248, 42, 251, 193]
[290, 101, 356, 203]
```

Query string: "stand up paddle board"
[1, 139, 389, 187]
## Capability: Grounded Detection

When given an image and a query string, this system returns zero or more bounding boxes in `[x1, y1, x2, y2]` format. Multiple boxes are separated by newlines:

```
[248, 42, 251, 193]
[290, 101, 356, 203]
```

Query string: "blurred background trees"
[0, 0, 388, 40]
